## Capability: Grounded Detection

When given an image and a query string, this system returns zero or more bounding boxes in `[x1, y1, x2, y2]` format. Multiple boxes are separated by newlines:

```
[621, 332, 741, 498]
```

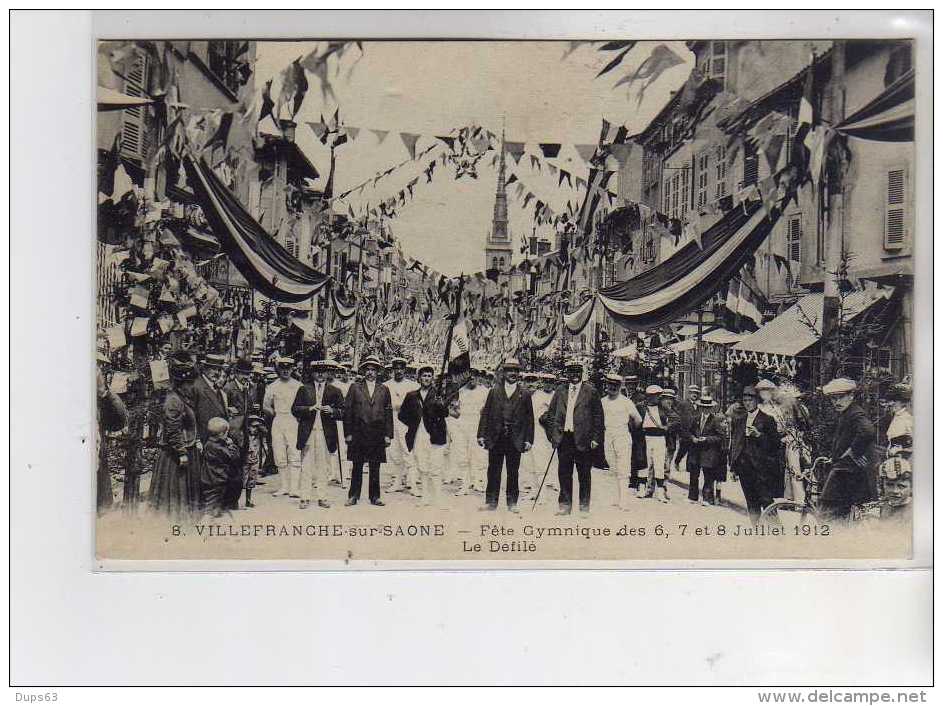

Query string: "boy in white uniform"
[385, 356, 420, 493]
[601, 373, 641, 510]
[458, 371, 489, 492]
[641, 384, 669, 502]
[527, 372, 558, 497]
[447, 397, 476, 495]
[263, 357, 303, 497]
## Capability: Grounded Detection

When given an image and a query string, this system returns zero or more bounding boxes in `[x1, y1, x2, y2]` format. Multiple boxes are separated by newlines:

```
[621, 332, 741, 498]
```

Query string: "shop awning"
[669, 338, 696, 354]
[610, 342, 638, 359]
[702, 328, 746, 345]
[836, 70, 913, 143]
[184, 155, 331, 303]
[732, 288, 893, 357]
[97, 86, 156, 112]
[597, 198, 779, 331]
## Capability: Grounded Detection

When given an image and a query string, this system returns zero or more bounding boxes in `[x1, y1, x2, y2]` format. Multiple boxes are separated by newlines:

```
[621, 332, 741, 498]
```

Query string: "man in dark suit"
[399, 364, 449, 507]
[686, 394, 727, 505]
[190, 353, 230, 443]
[819, 377, 877, 521]
[476, 358, 534, 512]
[343, 355, 394, 506]
[545, 359, 604, 515]
[728, 385, 781, 523]
[292, 359, 345, 510]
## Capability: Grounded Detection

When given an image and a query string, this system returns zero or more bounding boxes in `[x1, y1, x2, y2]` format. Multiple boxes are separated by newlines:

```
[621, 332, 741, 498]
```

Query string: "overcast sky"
[254, 41, 693, 275]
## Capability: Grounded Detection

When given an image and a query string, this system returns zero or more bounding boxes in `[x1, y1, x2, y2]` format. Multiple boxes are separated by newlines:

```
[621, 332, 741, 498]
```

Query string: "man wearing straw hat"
[545, 359, 604, 515]
[685, 394, 726, 506]
[263, 356, 303, 498]
[292, 359, 344, 510]
[601, 372, 641, 511]
[343, 355, 394, 506]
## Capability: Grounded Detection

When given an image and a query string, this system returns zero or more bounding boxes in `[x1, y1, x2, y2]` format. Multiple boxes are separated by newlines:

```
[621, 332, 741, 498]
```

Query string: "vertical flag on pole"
[440, 274, 469, 397]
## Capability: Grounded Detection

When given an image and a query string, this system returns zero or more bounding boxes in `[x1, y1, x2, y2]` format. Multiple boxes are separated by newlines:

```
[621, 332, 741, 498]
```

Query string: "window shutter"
[742, 142, 759, 186]
[884, 168, 907, 249]
[788, 215, 801, 261]
[120, 51, 149, 162]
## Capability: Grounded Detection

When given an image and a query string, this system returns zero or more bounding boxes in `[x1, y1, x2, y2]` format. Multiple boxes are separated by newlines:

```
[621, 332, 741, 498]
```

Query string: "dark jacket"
[477, 383, 535, 452]
[202, 436, 242, 485]
[545, 382, 604, 452]
[728, 406, 780, 474]
[292, 382, 344, 453]
[189, 375, 229, 442]
[686, 411, 726, 470]
[343, 381, 394, 463]
[223, 379, 250, 451]
[831, 402, 876, 471]
[399, 388, 449, 449]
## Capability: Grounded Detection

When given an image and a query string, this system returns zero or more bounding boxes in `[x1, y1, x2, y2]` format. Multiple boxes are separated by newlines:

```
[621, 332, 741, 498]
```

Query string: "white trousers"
[645, 435, 667, 483]
[300, 429, 329, 502]
[414, 434, 445, 506]
[387, 422, 416, 488]
[272, 414, 301, 494]
[605, 434, 632, 509]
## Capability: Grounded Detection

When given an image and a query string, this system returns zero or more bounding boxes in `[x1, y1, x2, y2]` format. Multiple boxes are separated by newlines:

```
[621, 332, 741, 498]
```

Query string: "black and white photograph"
[89, 34, 925, 563]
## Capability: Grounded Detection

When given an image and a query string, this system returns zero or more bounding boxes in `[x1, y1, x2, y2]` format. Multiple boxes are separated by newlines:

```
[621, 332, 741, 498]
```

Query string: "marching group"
[96, 349, 914, 524]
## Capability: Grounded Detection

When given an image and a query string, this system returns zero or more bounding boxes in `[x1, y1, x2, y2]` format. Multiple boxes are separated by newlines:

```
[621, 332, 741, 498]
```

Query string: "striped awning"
[836, 70, 913, 143]
[184, 155, 330, 303]
[597, 198, 778, 331]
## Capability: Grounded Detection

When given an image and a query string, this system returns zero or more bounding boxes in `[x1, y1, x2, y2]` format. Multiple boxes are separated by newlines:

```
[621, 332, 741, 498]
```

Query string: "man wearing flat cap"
[292, 359, 345, 510]
[399, 364, 449, 507]
[477, 358, 535, 512]
[264, 356, 304, 498]
[545, 359, 604, 515]
[819, 378, 877, 521]
[728, 385, 781, 523]
[343, 355, 394, 506]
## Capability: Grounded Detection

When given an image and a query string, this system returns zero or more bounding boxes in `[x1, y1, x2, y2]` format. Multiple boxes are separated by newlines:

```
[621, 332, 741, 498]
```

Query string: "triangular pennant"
[763, 132, 786, 172]
[346, 126, 360, 141]
[574, 144, 597, 164]
[506, 173, 518, 186]
[435, 135, 455, 150]
[504, 141, 525, 164]
[539, 143, 562, 159]
[307, 121, 329, 142]
[370, 128, 389, 143]
[399, 132, 421, 160]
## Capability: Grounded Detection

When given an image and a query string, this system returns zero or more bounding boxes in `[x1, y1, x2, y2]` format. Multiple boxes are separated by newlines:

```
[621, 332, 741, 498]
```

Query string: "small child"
[446, 397, 475, 496]
[242, 410, 266, 508]
[202, 417, 242, 518]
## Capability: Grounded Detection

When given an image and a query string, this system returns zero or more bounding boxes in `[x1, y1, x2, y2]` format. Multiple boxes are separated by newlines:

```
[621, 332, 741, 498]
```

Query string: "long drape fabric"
[184, 155, 331, 303]
[563, 296, 596, 335]
[596, 199, 779, 331]
[835, 70, 913, 143]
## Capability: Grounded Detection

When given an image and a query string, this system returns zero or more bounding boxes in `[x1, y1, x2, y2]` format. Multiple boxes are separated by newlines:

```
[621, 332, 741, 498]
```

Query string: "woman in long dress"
[149, 353, 201, 519]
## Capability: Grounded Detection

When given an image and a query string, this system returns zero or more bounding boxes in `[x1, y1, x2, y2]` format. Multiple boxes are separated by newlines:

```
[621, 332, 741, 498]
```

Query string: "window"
[696, 153, 710, 209]
[120, 49, 149, 162]
[680, 166, 689, 220]
[710, 41, 727, 88]
[671, 173, 680, 218]
[714, 145, 728, 199]
[787, 214, 802, 261]
[663, 179, 671, 214]
[492, 256, 498, 269]
[884, 167, 909, 249]
[207, 41, 249, 96]
[285, 234, 297, 259]
[499, 256, 506, 269]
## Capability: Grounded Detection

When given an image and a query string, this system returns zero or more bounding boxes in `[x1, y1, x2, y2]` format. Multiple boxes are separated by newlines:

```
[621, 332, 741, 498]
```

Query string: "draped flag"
[596, 198, 779, 331]
[563, 296, 596, 335]
[835, 69, 913, 143]
[184, 155, 330, 302]
[331, 286, 358, 320]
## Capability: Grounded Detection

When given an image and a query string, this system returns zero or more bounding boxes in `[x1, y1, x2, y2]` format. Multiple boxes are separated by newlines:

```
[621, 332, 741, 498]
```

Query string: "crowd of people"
[96, 347, 914, 525]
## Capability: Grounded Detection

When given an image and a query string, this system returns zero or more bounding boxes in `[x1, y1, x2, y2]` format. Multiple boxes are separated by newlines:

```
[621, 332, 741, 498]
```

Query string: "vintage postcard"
[95, 38, 919, 564]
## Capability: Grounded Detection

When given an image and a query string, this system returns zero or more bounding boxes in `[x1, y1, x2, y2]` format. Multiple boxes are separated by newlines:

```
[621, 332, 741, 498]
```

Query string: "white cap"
[822, 377, 857, 396]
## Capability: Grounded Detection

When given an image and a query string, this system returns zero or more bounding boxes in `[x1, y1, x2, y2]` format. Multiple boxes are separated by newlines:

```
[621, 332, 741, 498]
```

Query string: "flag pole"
[439, 273, 465, 396]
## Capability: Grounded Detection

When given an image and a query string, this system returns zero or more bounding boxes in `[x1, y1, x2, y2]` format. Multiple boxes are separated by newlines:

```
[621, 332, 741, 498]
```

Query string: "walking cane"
[532, 446, 559, 511]
[335, 444, 345, 486]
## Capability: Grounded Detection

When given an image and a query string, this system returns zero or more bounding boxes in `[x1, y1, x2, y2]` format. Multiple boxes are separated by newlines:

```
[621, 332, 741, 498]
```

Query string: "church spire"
[491, 126, 508, 240]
